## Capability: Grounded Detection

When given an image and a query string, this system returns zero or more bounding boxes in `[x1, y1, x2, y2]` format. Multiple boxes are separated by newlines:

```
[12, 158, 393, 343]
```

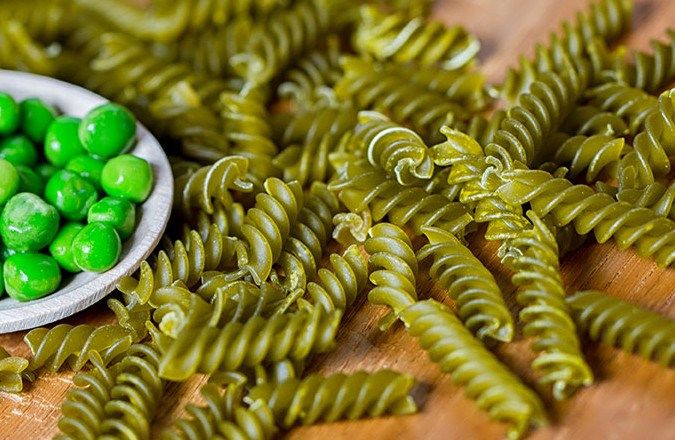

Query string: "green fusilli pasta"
[0, 347, 29, 394]
[0, 20, 56, 76]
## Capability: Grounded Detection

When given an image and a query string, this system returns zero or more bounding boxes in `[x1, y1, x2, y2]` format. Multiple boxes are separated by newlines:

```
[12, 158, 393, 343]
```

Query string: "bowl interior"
[0, 70, 173, 333]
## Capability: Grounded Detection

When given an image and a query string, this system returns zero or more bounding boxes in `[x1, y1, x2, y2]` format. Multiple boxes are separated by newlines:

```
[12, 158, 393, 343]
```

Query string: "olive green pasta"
[332, 210, 372, 246]
[500, 211, 593, 399]
[158, 306, 341, 381]
[417, 226, 514, 343]
[0, 20, 56, 76]
[501, 0, 632, 100]
[329, 161, 473, 237]
[232, 0, 333, 85]
[399, 299, 548, 440]
[0, 0, 75, 42]
[273, 101, 357, 186]
[307, 244, 369, 312]
[107, 298, 152, 343]
[163, 383, 278, 440]
[24, 324, 134, 372]
[246, 370, 417, 427]
[553, 134, 625, 182]
[176, 199, 246, 242]
[587, 82, 658, 135]
[334, 57, 470, 144]
[0, 347, 29, 394]
[566, 290, 675, 367]
[74, 0, 285, 43]
[603, 29, 675, 93]
[118, 224, 238, 306]
[353, 6, 480, 71]
[614, 181, 675, 220]
[560, 104, 628, 136]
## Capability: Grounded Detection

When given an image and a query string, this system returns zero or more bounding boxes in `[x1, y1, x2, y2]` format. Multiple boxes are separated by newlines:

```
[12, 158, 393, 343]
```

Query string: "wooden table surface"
[2, 0, 675, 439]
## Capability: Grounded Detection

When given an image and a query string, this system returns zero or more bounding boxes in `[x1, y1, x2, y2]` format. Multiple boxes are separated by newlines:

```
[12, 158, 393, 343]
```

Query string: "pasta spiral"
[560, 104, 628, 136]
[307, 244, 369, 312]
[499, 212, 593, 399]
[553, 134, 625, 182]
[329, 161, 473, 237]
[24, 324, 134, 372]
[0, 0, 75, 42]
[0, 20, 56, 76]
[0, 347, 29, 393]
[164, 383, 277, 440]
[417, 226, 514, 343]
[236, 178, 304, 285]
[399, 299, 548, 440]
[614, 181, 675, 220]
[566, 290, 675, 367]
[353, 6, 480, 71]
[587, 82, 658, 135]
[246, 370, 417, 427]
[232, 0, 332, 85]
[158, 306, 341, 381]
[494, 169, 675, 266]
[334, 57, 470, 144]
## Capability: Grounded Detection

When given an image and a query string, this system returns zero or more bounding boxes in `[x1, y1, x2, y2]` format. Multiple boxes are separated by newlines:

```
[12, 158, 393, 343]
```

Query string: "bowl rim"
[0, 69, 173, 333]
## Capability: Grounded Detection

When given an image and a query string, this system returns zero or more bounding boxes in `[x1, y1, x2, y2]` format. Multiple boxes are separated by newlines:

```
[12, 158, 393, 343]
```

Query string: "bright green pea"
[36, 163, 58, 182]
[3, 253, 62, 301]
[44, 116, 85, 167]
[101, 154, 153, 203]
[65, 154, 105, 190]
[44, 170, 98, 221]
[0, 159, 19, 205]
[87, 196, 136, 240]
[0, 135, 38, 166]
[79, 103, 136, 159]
[0, 192, 59, 251]
[72, 222, 121, 272]
[15, 165, 45, 195]
[20, 98, 57, 143]
[0, 92, 20, 136]
[49, 222, 84, 273]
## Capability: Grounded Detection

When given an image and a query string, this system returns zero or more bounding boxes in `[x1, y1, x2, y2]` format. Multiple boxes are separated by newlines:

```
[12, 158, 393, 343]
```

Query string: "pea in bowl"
[0, 69, 173, 333]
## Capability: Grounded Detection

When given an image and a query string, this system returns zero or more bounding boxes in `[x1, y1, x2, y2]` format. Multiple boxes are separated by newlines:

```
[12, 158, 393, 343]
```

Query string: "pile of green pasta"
[0, 0, 674, 438]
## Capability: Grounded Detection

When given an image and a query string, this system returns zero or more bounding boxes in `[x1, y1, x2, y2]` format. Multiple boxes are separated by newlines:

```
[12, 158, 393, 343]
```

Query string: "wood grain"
[1, 0, 675, 439]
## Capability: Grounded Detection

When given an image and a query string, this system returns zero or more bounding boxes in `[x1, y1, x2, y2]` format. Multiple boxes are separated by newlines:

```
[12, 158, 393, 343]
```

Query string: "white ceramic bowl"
[0, 70, 173, 333]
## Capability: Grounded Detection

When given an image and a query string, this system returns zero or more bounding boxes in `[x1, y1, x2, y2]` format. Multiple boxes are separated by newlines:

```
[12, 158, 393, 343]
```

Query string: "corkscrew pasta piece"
[107, 298, 152, 343]
[604, 29, 675, 93]
[273, 101, 358, 186]
[247, 370, 417, 427]
[399, 299, 548, 440]
[74, 0, 286, 43]
[501, 0, 633, 100]
[417, 226, 514, 343]
[0, 20, 56, 76]
[24, 324, 134, 372]
[0, 0, 75, 42]
[307, 244, 369, 312]
[329, 161, 473, 237]
[232, 0, 333, 85]
[0, 347, 29, 394]
[158, 306, 341, 381]
[495, 168, 675, 266]
[587, 82, 658, 135]
[500, 212, 593, 399]
[353, 6, 480, 71]
[118, 223, 238, 306]
[560, 105, 628, 136]
[566, 291, 675, 367]
[235, 178, 304, 285]
[164, 383, 278, 440]
[332, 210, 372, 246]
[173, 155, 253, 217]
[176, 199, 246, 242]
[614, 181, 675, 220]
[334, 57, 470, 144]
[553, 134, 625, 182]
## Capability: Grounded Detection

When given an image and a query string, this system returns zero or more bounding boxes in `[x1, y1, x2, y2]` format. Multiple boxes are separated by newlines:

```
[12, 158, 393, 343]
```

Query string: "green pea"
[44, 116, 85, 167]
[0, 159, 19, 205]
[20, 98, 57, 143]
[72, 222, 121, 272]
[0, 92, 20, 136]
[0, 192, 59, 251]
[101, 154, 153, 203]
[0, 135, 38, 166]
[49, 222, 84, 273]
[79, 103, 136, 159]
[44, 170, 98, 221]
[65, 154, 105, 190]
[87, 196, 136, 240]
[36, 163, 59, 182]
[3, 253, 62, 301]
[15, 165, 45, 195]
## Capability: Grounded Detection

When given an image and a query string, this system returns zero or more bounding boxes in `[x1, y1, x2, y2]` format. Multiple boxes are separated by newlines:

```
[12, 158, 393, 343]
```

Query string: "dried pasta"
[0, 347, 29, 394]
